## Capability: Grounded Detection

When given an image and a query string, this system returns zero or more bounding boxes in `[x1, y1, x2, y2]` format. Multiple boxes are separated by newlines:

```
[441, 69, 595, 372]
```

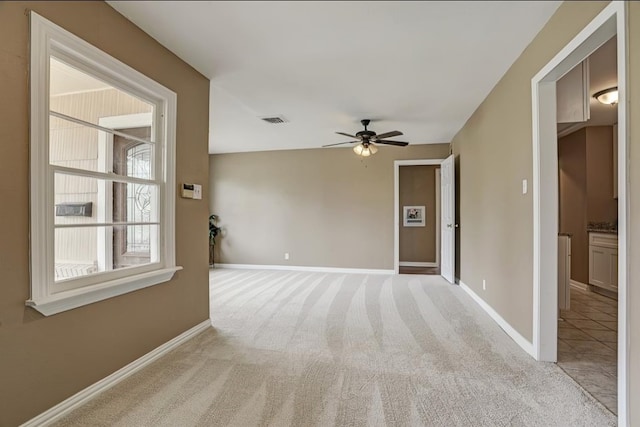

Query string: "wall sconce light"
[593, 87, 618, 105]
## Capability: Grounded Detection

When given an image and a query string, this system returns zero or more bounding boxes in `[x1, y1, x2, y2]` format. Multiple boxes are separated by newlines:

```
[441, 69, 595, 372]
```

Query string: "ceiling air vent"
[260, 115, 288, 124]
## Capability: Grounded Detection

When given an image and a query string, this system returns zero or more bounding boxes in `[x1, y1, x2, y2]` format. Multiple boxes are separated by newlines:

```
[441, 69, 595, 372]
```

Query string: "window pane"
[110, 224, 159, 270]
[55, 225, 159, 282]
[50, 115, 155, 179]
[49, 57, 155, 142]
[54, 173, 98, 225]
[55, 226, 100, 281]
[113, 181, 158, 224]
[55, 173, 158, 225]
[114, 131, 153, 179]
[49, 116, 100, 172]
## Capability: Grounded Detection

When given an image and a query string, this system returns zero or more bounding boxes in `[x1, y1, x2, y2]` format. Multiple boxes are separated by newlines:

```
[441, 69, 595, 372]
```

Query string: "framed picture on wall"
[403, 206, 425, 227]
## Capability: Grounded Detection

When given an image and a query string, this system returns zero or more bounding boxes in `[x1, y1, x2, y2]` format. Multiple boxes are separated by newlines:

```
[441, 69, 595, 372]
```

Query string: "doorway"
[397, 164, 440, 275]
[555, 35, 619, 414]
[393, 157, 454, 282]
[531, 2, 628, 422]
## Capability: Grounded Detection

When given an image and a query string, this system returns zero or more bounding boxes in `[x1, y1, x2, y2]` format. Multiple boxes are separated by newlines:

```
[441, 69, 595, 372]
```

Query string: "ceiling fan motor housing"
[357, 119, 376, 139]
[356, 130, 376, 139]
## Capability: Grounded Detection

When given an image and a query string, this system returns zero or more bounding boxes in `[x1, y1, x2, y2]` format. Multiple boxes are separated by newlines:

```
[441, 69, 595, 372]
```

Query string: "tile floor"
[557, 286, 618, 414]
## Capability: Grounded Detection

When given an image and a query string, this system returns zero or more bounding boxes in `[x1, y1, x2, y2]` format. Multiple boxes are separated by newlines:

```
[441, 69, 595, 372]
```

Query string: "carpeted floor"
[55, 269, 615, 426]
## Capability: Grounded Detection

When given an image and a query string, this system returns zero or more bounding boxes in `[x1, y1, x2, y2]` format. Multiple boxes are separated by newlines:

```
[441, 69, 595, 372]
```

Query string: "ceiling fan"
[323, 119, 409, 156]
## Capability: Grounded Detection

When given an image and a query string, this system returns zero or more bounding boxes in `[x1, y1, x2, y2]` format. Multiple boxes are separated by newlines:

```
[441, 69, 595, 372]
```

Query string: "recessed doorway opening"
[393, 156, 455, 283]
[555, 35, 619, 415]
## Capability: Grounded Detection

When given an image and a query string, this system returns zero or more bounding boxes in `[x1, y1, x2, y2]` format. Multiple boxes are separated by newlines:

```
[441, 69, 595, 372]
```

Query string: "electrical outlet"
[483, 279, 486, 291]
[284, 252, 290, 260]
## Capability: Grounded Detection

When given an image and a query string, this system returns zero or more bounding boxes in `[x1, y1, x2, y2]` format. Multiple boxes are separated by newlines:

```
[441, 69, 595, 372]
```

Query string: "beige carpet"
[55, 269, 616, 426]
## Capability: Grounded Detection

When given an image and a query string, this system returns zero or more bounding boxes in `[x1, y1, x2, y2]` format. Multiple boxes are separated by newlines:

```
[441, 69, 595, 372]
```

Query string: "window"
[28, 13, 180, 316]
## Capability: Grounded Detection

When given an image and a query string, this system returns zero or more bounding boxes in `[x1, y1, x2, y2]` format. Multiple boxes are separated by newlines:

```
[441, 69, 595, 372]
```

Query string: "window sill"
[26, 266, 182, 316]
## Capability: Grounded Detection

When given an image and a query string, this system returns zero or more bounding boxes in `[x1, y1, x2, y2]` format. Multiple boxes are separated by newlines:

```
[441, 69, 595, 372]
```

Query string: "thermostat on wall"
[181, 183, 202, 200]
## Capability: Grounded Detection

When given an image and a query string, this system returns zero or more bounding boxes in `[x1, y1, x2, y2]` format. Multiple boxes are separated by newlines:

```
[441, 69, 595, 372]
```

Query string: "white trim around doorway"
[531, 2, 628, 424]
[393, 159, 444, 274]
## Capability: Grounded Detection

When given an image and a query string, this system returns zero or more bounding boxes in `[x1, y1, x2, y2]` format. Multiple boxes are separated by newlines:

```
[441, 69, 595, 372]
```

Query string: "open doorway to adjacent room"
[556, 35, 619, 415]
[397, 164, 441, 275]
[394, 156, 455, 281]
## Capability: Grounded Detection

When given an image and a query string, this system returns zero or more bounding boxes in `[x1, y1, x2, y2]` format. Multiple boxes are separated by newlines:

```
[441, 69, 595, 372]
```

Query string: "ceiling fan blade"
[373, 130, 403, 140]
[322, 141, 359, 147]
[335, 132, 360, 139]
[377, 140, 409, 147]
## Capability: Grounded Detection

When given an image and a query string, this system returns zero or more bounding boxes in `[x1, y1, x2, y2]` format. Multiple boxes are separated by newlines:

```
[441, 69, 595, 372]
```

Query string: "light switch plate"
[522, 179, 528, 194]
[193, 184, 202, 200]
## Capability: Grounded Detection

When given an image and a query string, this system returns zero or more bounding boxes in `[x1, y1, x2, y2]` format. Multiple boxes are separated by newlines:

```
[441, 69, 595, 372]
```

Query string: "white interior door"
[440, 154, 455, 283]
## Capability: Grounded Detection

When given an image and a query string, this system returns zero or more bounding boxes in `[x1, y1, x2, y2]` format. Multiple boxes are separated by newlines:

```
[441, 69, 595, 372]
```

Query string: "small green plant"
[209, 214, 222, 266]
[209, 214, 221, 246]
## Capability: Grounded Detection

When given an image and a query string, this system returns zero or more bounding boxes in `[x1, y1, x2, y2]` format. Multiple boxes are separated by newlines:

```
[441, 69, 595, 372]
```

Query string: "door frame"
[531, 1, 628, 422]
[393, 159, 445, 274]
[97, 112, 154, 271]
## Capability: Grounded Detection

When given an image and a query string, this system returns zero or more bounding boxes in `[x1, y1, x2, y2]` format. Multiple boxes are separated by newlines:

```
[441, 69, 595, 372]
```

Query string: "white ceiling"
[107, 1, 562, 154]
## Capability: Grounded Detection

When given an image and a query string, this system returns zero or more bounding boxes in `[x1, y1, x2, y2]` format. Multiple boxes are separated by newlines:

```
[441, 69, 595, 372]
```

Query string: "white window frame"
[27, 12, 180, 316]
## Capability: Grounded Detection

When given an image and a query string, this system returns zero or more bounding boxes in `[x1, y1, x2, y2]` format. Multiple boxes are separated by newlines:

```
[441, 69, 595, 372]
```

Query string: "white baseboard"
[569, 280, 589, 291]
[458, 281, 535, 358]
[399, 262, 438, 268]
[214, 263, 394, 275]
[21, 320, 211, 427]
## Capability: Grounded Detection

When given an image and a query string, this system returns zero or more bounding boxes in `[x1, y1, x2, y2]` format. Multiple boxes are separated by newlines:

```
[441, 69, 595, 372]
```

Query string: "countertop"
[587, 228, 618, 235]
[587, 222, 618, 235]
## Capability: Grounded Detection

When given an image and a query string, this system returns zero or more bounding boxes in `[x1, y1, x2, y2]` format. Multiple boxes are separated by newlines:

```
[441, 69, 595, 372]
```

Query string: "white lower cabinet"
[588, 232, 618, 292]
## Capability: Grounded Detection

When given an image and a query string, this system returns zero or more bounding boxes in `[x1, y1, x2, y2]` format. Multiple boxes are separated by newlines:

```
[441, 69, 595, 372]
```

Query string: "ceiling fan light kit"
[324, 119, 410, 156]
[353, 142, 378, 157]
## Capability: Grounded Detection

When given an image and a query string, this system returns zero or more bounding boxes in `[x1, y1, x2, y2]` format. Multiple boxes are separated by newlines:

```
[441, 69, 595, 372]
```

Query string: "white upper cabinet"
[557, 59, 591, 124]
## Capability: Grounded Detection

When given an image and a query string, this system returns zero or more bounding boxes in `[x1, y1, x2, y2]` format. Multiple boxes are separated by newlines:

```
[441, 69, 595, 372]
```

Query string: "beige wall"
[559, 128, 589, 284]
[451, 0, 609, 341]
[585, 126, 617, 223]
[452, 1, 639, 422]
[558, 126, 616, 284]
[209, 144, 449, 269]
[0, 2, 210, 426]
[399, 165, 438, 263]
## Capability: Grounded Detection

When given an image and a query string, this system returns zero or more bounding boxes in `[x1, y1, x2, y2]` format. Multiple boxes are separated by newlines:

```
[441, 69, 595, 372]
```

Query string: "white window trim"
[27, 12, 180, 316]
